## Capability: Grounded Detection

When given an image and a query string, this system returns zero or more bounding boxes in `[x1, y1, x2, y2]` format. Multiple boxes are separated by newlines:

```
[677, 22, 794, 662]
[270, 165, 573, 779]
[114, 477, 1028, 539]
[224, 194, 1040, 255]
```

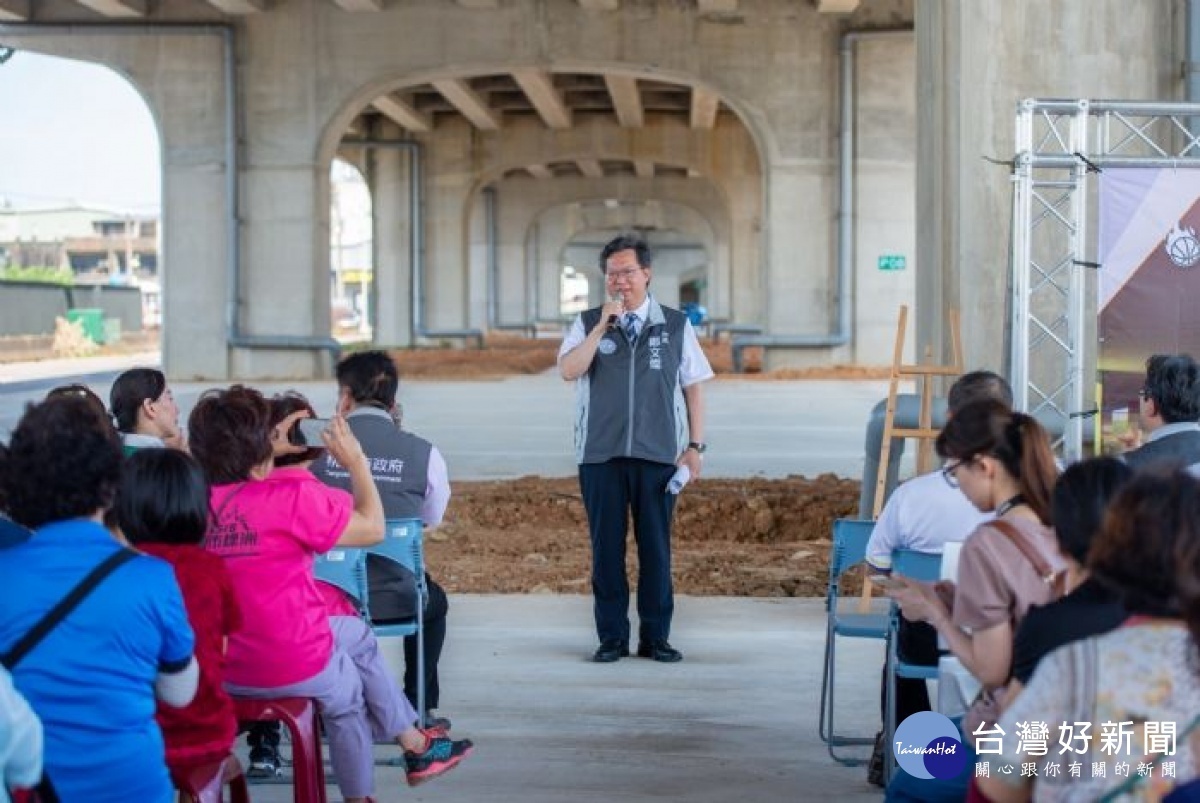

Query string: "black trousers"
[878, 618, 939, 725]
[579, 458, 677, 644]
[403, 575, 447, 712]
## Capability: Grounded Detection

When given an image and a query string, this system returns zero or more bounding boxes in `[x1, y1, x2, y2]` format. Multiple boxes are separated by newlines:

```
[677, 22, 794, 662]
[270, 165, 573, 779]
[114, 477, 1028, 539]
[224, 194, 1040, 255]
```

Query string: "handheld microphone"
[606, 293, 623, 331]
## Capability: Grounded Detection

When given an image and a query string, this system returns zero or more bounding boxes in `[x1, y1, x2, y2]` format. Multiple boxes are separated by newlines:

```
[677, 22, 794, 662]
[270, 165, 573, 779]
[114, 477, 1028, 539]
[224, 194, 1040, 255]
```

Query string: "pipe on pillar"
[343, 139, 483, 348]
[0, 22, 343, 371]
[731, 26, 913, 372]
[485, 186, 497, 330]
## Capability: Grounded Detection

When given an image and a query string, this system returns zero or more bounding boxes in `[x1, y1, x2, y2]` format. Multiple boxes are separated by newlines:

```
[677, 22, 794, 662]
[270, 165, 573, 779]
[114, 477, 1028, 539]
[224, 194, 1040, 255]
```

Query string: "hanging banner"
[1098, 168, 1200, 444]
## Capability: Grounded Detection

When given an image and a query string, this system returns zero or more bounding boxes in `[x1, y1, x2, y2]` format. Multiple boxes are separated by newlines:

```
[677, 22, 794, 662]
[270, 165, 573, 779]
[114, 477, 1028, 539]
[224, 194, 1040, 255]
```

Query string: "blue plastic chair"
[882, 548, 943, 781]
[313, 547, 365, 615]
[314, 518, 428, 723]
[818, 519, 889, 765]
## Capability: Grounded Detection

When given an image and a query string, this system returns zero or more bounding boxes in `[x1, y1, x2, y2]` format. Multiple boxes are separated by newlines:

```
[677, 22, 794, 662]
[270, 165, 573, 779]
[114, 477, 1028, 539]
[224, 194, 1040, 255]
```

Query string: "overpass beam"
[73, 0, 146, 16]
[604, 75, 643, 128]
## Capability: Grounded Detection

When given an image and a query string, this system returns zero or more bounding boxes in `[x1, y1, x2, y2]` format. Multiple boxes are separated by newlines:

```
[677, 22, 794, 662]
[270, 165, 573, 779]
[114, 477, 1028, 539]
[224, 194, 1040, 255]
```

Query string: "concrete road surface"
[0, 354, 914, 482]
[0, 354, 908, 801]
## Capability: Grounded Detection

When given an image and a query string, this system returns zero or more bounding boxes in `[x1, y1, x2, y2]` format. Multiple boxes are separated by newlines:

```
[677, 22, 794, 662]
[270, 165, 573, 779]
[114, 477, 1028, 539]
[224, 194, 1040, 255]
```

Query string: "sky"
[0, 48, 372, 241]
[0, 50, 161, 213]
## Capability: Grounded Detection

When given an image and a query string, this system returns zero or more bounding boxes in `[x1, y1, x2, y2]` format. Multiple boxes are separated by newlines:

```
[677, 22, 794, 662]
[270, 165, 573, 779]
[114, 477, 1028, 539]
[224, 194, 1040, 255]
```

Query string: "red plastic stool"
[233, 697, 327, 803]
[171, 753, 251, 803]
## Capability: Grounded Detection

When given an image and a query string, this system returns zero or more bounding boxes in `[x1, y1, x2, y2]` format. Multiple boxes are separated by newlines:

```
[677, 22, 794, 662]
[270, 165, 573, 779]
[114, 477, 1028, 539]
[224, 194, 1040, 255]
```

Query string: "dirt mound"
[382, 336, 889, 381]
[387, 337, 874, 597]
[430, 475, 861, 597]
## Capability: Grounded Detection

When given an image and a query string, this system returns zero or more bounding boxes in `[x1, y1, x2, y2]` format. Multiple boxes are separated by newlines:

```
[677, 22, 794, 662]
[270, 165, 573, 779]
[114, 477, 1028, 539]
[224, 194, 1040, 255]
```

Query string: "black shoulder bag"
[3, 548, 137, 803]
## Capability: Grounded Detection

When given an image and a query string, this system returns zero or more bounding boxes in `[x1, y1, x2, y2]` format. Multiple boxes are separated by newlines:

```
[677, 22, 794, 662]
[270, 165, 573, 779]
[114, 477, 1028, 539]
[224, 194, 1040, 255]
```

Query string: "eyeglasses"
[942, 458, 972, 489]
[605, 268, 645, 282]
[1138, 386, 1152, 400]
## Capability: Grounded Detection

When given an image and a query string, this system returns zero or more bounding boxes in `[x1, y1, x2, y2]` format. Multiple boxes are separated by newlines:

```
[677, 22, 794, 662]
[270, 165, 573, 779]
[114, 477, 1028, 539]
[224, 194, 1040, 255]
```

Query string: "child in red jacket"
[116, 448, 243, 769]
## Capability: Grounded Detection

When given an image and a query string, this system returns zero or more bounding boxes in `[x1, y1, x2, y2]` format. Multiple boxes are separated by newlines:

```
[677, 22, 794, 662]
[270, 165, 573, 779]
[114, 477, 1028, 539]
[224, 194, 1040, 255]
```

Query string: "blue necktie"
[624, 313, 639, 340]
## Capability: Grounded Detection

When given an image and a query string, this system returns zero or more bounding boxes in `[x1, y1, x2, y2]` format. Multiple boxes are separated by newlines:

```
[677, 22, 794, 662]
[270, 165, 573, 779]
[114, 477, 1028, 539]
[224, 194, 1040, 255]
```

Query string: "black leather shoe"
[592, 640, 629, 663]
[636, 640, 683, 663]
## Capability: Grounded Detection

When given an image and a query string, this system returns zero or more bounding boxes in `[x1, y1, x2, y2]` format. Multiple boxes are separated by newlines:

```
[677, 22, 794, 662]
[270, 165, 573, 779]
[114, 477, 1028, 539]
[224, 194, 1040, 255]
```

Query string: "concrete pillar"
[494, 184, 533, 327]
[229, 159, 328, 379]
[916, 0, 1181, 371]
[761, 163, 836, 364]
[422, 118, 475, 335]
[537, 209, 571, 321]
[0, 31, 232, 380]
[368, 124, 413, 346]
[853, 35, 917, 364]
[466, 194, 488, 331]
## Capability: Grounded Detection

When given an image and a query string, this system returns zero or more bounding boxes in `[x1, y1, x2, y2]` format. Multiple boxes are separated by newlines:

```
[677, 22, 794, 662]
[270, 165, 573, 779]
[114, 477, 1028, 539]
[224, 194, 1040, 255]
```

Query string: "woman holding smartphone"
[881, 399, 1062, 802]
[189, 385, 472, 800]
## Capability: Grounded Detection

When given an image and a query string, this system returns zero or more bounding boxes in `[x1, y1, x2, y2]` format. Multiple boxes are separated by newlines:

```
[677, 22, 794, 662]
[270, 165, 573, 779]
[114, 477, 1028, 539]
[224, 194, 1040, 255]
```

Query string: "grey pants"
[227, 615, 418, 798]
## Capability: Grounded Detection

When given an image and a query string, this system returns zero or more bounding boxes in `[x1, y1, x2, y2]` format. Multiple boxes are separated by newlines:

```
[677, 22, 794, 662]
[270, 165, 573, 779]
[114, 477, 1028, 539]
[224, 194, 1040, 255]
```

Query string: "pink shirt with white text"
[205, 468, 352, 688]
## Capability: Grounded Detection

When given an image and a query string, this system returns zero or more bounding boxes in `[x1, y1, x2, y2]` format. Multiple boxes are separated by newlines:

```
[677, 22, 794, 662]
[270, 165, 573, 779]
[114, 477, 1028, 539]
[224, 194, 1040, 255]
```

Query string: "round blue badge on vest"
[598, 337, 617, 355]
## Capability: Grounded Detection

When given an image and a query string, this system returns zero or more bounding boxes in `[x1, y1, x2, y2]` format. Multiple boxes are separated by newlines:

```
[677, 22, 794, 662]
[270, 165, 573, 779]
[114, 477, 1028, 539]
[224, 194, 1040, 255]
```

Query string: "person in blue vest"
[558, 234, 715, 663]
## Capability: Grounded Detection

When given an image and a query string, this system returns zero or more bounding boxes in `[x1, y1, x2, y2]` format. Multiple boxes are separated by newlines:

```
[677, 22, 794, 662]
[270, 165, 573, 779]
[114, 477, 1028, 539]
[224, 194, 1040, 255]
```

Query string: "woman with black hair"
[116, 448, 243, 776]
[0, 395, 197, 803]
[1004, 457, 1133, 702]
[109, 367, 183, 453]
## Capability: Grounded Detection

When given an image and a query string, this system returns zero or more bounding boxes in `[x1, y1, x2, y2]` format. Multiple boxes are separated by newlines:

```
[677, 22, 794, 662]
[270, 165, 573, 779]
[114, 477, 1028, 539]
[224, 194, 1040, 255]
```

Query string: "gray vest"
[575, 297, 688, 465]
[1123, 430, 1200, 472]
[310, 406, 432, 520]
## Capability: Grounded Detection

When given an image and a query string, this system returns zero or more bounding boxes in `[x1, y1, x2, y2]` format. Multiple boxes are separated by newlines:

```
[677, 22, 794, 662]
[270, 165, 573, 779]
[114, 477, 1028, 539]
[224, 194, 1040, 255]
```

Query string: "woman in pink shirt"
[188, 385, 471, 801]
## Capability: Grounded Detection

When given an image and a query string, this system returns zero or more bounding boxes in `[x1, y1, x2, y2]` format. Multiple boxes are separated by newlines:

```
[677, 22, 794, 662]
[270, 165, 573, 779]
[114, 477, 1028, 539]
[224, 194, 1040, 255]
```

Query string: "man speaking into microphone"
[557, 235, 714, 664]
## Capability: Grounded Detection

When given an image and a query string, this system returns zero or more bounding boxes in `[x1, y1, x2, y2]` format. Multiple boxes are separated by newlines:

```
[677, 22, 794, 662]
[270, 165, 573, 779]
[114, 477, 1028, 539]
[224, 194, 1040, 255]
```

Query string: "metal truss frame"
[1010, 99, 1200, 460]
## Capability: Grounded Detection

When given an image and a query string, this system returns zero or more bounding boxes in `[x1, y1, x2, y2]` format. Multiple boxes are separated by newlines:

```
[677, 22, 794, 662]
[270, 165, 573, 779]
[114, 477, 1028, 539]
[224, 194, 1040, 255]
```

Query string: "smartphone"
[868, 574, 906, 592]
[296, 417, 331, 446]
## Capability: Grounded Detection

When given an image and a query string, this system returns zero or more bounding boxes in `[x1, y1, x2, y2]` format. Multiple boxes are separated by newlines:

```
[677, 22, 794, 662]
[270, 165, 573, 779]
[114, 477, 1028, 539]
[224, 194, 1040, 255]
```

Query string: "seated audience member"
[188, 386, 471, 801]
[978, 471, 1200, 802]
[1004, 456, 1132, 700]
[109, 367, 185, 453]
[1122, 353, 1200, 471]
[866, 371, 1013, 573]
[0, 395, 198, 803]
[313, 351, 455, 729]
[0, 666, 42, 802]
[116, 449, 243, 772]
[863, 370, 1012, 782]
[44, 383, 109, 421]
[243, 390, 430, 777]
[238, 391, 326, 777]
[883, 399, 1062, 802]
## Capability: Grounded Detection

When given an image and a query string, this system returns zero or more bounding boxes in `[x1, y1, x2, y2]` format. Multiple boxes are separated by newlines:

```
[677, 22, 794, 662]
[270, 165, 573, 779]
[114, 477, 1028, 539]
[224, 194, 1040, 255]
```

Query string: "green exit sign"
[878, 255, 906, 271]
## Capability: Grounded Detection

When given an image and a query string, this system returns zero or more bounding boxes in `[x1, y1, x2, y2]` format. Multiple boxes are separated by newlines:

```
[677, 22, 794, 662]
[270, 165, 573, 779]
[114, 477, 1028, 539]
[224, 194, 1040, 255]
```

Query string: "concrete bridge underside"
[0, 0, 1182, 380]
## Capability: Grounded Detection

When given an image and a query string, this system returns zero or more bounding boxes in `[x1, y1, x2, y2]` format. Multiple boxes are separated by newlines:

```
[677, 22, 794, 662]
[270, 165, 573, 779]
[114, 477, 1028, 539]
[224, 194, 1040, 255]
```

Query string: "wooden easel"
[859, 305, 962, 608]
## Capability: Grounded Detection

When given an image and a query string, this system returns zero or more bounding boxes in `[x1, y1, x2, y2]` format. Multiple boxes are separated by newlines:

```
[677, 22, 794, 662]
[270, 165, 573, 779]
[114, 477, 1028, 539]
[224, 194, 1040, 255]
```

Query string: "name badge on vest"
[648, 336, 662, 370]
[598, 337, 617, 355]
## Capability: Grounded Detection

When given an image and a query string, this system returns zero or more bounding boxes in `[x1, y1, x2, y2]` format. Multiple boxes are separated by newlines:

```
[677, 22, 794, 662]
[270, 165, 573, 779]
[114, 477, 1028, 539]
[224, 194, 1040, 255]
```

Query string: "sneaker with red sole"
[404, 735, 473, 786]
